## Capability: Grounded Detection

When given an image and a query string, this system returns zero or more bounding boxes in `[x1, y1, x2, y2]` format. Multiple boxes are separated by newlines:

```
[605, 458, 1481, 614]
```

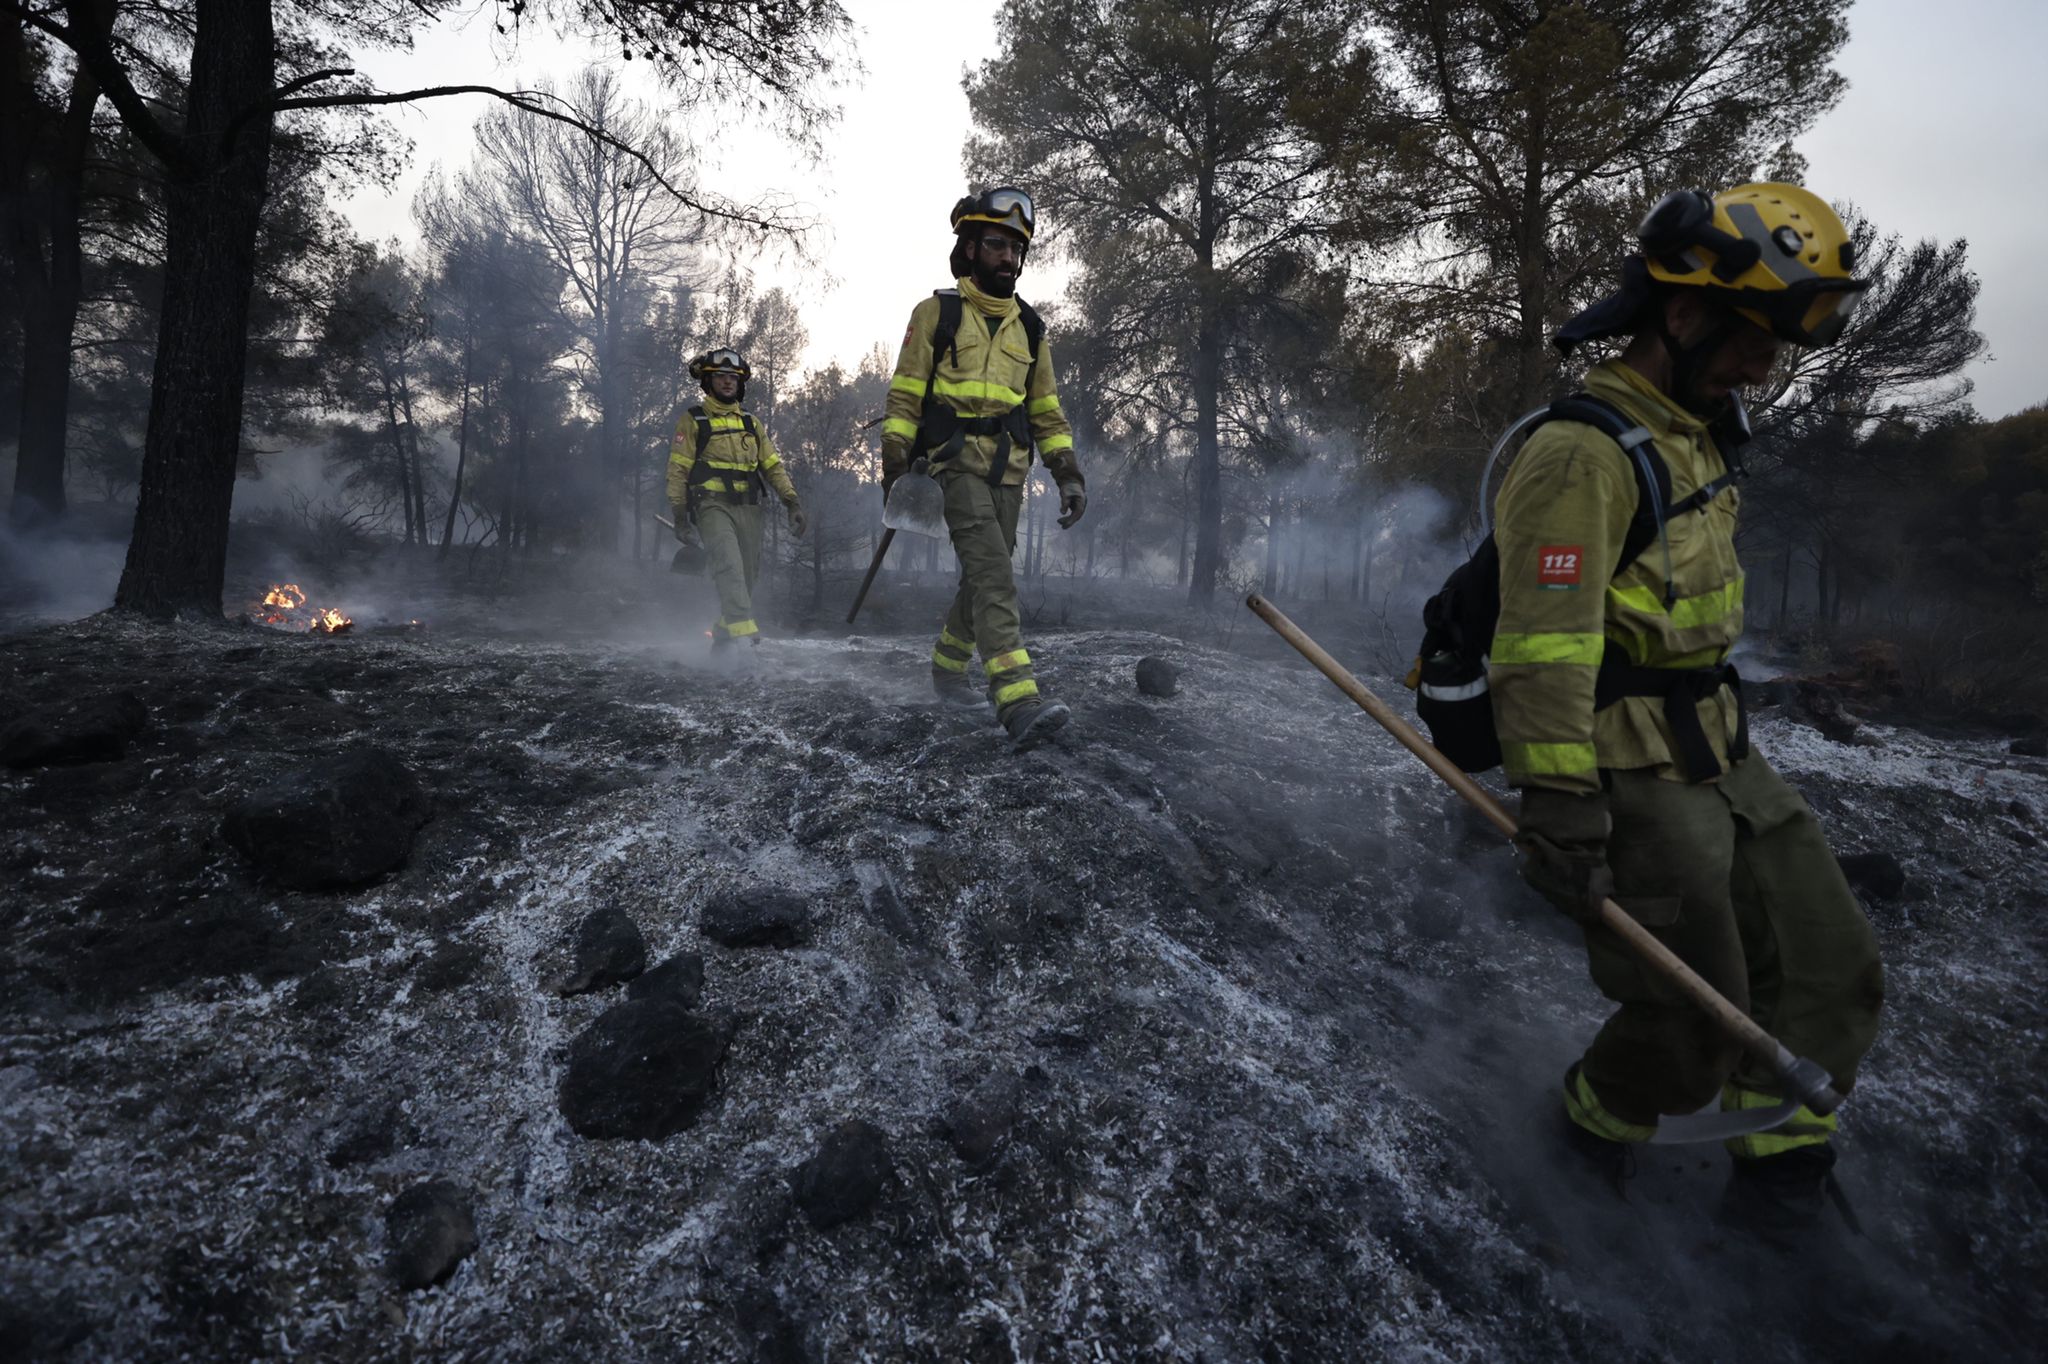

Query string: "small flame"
[252, 583, 351, 634]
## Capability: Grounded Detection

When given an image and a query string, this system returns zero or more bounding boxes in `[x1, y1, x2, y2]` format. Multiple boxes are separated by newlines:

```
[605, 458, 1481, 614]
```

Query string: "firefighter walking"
[668, 348, 806, 650]
[879, 187, 1087, 748]
[1493, 184, 1884, 1232]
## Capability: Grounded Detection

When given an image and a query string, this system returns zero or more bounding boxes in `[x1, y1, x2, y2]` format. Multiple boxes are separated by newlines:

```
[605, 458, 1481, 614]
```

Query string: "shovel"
[1246, 592, 1838, 1146]
[656, 513, 704, 575]
[881, 457, 948, 540]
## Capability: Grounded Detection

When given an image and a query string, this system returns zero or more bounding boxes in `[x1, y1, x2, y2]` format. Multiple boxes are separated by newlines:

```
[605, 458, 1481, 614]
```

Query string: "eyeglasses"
[976, 235, 1024, 257]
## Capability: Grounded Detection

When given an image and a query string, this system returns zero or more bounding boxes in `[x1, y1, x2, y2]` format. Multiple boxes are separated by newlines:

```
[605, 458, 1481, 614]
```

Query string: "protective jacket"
[667, 395, 798, 510]
[881, 279, 1082, 490]
[1490, 360, 1744, 795]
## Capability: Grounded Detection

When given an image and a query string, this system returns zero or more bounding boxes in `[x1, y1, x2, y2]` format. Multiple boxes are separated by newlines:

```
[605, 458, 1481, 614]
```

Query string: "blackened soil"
[1, 604, 2042, 1361]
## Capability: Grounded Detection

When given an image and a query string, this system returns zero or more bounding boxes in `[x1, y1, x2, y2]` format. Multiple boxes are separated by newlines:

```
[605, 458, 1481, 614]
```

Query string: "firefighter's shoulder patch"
[1537, 545, 1583, 590]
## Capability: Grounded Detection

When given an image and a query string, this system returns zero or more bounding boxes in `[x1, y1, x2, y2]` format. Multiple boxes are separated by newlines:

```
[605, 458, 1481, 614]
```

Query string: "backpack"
[1407, 393, 1742, 775]
[910, 290, 1046, 487]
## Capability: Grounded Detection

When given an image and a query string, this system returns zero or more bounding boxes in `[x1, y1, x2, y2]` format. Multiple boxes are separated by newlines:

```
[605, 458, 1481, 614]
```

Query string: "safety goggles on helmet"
[689, 348, 750, 380]
[1638, 182, 1868, 347]
[952, 186, 1035, 242]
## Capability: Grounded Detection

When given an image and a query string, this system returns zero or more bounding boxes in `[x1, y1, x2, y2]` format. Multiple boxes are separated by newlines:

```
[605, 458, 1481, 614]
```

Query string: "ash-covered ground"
[2, 552, 2044, 1362]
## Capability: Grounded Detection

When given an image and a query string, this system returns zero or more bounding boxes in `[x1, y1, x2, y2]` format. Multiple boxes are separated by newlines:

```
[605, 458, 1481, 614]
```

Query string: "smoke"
[0, 510, 131, 633]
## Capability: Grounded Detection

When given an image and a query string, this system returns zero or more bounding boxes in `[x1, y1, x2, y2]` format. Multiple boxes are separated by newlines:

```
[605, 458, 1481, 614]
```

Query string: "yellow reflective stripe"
[1027, 394, 1061, 416]
[1037, 433, 1074, 454]
[1721, 1086, 1837, 1159]
[931, 649, 968, 673]
[993, 678, 1039, 707]
[668, 450, 692, 467]
[700, 459, 760, 471]
[722, 618, 758, 638]
[1503, 741, 1598, 776]
[985, 648, 1031, 674]
[890, 375, 928, 398]
[1565, 1070, 1654, 1143]
[939, 628, 975, 652]
[1607, 576, 1745, 629]
[883, 417, 918, 441]
[760, 451, 781, 470]
[1491, 632, 1604, 667]
[702, 418, 747, 430]
[932, 378, 1025, 406]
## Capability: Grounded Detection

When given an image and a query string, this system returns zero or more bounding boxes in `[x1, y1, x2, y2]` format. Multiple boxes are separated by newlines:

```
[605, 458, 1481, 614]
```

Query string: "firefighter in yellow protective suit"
[1492, 185, 1884, 1230]
[880, 187, 1087, 748]
[667, 348, 806, 648]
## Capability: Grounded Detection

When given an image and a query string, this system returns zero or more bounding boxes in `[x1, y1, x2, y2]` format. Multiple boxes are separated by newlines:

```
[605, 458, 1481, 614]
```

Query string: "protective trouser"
[930, 472, 1038, 718]
[1568, 752, 1884, 1157]
[698, 500, 763, 640]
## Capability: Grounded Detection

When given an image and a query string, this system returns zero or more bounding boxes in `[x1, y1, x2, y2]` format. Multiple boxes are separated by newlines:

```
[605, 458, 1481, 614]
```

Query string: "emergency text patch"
[1537, 545, 1583, 590]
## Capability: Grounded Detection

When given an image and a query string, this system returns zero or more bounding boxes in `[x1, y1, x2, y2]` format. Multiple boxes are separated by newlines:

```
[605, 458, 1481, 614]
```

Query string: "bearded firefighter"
[1493, 184, 1884, 1231]
[668, 348, 806, 649]
[879, 187, 1087, 748]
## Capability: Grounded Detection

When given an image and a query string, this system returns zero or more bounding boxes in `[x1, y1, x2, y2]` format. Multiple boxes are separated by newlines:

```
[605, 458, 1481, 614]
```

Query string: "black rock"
[559, 999, 733, 1140]
[791, 1118, 893, 1230]
[2010, 736, 2047, 758]
[701, 887, 813, 948]
[1837, 851, 1907, 901]
[626, 952, 704, 1008]
[221, 746, 432, 890]
[944, 1072, 1024, 1167]
[1135, 655, 1180, 697]
[384, 1180, 477, 1290]
[0, 691, 148, 768]
[555, 905, 647, 995]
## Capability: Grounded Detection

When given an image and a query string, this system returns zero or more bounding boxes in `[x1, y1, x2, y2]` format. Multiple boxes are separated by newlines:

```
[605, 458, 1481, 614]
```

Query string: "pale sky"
[340, 0, 2046, 419]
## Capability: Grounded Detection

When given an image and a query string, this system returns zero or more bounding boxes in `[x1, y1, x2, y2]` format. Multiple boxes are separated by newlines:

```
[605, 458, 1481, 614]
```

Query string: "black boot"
[1720, 1145, 1859, 1243]
[1001, 699, 1070, 750]
[1561, 1111, 1638, 1199]
[932, 669, 985, 709]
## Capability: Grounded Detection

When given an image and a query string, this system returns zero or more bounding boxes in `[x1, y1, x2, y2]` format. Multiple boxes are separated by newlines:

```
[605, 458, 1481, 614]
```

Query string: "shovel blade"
[883, 468, 948, 539]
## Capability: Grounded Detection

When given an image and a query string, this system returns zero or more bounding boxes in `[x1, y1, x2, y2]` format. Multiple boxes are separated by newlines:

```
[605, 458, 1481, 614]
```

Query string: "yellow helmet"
[950, 186, 1035, 243]
[1638, 183, 1867, 347]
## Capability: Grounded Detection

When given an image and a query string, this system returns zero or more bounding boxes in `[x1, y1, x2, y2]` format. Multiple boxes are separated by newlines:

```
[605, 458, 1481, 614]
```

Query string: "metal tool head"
[670, 542, 705, 575]
[882, 460, 948, 539]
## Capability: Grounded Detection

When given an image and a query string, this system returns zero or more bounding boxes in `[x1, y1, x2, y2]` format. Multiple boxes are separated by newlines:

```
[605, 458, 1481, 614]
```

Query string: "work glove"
[1057, 483, 1087, 529]
[787, 502, 808, 538]
[669, 506, 692, 544]
[1514, 788, 1614, 923]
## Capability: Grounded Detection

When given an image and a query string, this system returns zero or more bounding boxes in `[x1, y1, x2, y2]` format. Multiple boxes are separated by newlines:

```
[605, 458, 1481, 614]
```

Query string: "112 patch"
[1537, 545, 1582, 590]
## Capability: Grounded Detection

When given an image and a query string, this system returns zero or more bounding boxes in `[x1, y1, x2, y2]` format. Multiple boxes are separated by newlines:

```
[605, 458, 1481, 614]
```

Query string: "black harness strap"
[1596, 655, 1748, 782]
[912, 291, 1044, 488]
[684, 405, 765, 507]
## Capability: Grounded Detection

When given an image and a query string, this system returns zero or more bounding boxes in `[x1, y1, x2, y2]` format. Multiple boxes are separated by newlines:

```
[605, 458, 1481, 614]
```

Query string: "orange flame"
[253, 583, 352, 634]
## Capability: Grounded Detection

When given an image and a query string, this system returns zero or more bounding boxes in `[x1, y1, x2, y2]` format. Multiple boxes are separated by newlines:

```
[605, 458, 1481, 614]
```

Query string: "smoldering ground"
[2, 520, 2044, 1360]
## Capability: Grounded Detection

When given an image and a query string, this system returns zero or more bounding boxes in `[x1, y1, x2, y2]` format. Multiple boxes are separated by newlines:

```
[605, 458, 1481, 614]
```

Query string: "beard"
[972, 259, 1018, 298]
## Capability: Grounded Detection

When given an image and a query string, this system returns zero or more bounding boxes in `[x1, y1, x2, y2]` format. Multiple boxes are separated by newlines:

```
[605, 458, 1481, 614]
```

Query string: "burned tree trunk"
[114, 0, 276, 615]
[2, 3, 109, 528]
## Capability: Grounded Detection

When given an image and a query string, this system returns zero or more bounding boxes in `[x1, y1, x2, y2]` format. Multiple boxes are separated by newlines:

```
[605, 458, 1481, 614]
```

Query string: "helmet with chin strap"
[950, 186, 1034, 270]
[688, 348, 750, 400]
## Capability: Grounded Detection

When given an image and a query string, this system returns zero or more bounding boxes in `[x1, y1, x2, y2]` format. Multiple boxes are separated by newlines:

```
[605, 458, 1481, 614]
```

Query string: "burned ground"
[1, 564, 2043, 1361]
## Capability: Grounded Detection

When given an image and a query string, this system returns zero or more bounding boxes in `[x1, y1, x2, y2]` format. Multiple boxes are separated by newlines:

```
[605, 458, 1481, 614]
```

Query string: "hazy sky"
[341, 0, 2045, 419]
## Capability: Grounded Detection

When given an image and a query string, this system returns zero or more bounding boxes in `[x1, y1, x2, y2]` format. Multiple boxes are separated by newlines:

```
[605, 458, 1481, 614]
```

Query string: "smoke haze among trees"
[2, 0, 2042, 714]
